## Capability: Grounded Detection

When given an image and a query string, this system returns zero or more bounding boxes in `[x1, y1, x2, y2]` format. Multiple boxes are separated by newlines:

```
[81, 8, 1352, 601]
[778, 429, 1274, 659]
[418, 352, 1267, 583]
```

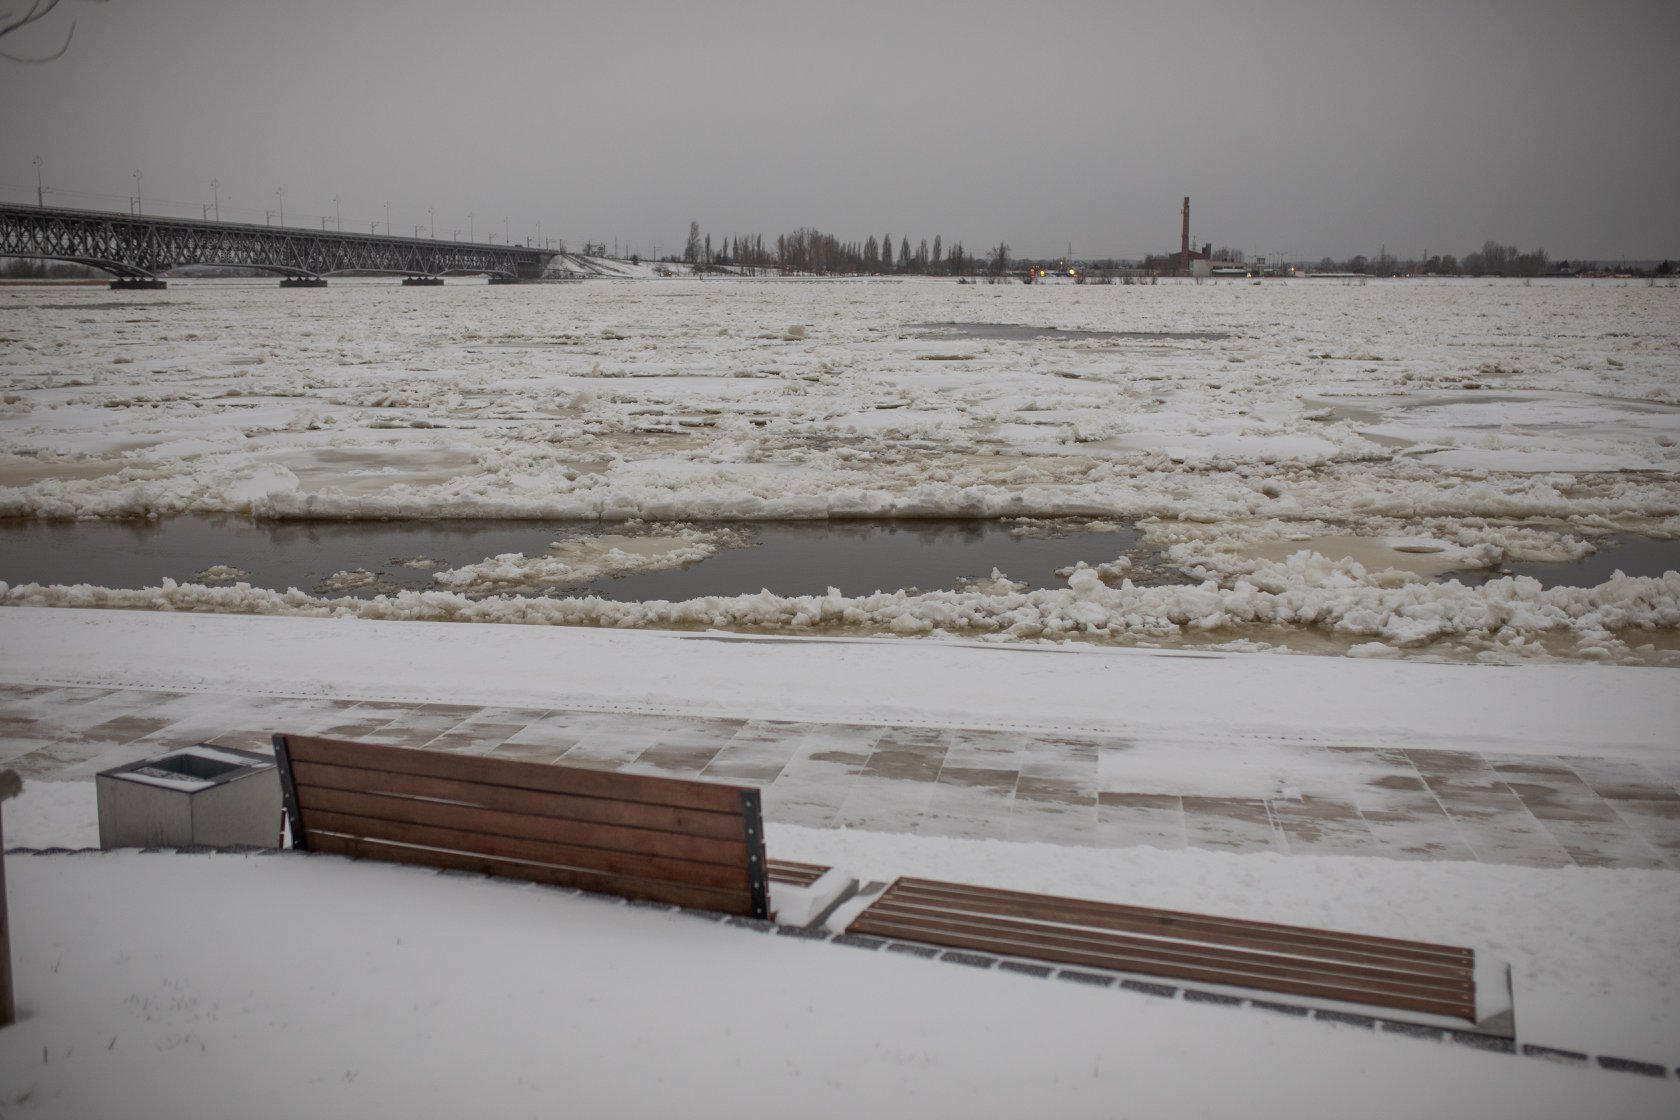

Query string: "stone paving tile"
[1537, 820, 1671, 870]
[1094, 792, 1186, 850]
[1561, 757, 1680, 803]
[860, 728, 951, 784]
[497, 711, 609, 753]
[1270, 796, 1379, 856]
[1605, 799, 1680, 864]
[6, 737, 141, 780]
[0, 737, 57, 766]
[633, 740, 731, 776]
[921, 770, 1018, 841]
[762, 776, 852, 829]
[1406, 749, 1511, 797]
[31, 690, 181, 735]
[560, 729, 665, 769]
[427, 722, 531, 755]
[349, 704, 473, 746]
[1182, 796, 1284, 853]
[834, 774, 939, 832]
[1008, 798, 1101, 846]
[941, 728, 1030, 769]
[699, 734, 800, 785]
[1493, 761, 1621, 824]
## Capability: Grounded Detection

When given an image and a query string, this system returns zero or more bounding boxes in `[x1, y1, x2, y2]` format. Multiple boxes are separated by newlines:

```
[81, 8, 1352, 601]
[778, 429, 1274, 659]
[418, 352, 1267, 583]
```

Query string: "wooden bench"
[847, 877, 1479, 1022]
[272, 734, 769, 918]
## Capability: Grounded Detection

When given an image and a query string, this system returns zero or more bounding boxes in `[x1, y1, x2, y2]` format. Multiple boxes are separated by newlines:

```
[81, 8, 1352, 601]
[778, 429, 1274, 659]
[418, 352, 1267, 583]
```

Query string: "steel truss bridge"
[0, 204, 556, 285]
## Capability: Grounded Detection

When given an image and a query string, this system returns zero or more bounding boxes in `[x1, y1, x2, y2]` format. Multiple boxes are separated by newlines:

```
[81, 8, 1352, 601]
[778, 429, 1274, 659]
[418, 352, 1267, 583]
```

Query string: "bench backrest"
[272, 734, 768, 918]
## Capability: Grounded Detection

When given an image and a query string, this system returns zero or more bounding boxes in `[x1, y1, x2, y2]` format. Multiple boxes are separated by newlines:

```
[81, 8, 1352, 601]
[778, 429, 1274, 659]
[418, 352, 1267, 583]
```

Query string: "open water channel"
[0, 517, 1673, 602]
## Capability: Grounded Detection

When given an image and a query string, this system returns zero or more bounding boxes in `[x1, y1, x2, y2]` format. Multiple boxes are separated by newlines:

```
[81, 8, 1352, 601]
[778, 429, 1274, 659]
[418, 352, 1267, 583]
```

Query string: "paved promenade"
[3, 681, 1675, 869]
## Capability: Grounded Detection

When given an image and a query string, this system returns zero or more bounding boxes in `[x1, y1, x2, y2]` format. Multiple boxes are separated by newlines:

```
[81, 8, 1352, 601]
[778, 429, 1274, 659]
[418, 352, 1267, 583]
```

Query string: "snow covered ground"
[1, 277, 1677, 1115]
[3, 848, 1673, 1120]
[0, 607, 1676, 1118]
[2, 276, 1678, 661]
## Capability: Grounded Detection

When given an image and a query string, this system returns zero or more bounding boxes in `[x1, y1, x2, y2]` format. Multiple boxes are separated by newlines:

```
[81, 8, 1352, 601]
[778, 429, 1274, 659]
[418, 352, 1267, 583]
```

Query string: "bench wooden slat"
[290, 760, 750, 842]
[283, 734, 743, 814]
[294, 775, 749, 864]
[889, 877, 1472, 967]
[306, 831, 754, 914]
[883, 879, 1472, 975]
[275, 733, 769, 918]
[767, 859, 830, 887]
[855, 901, 1472, 1011]
[301, 808, 750, 891]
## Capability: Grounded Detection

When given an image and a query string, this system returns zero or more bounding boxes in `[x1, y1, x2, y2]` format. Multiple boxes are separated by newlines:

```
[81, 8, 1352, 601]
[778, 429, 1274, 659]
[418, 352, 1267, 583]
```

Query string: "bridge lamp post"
[384, 201, 390, 237]
[276, 187, 284, 227]
[429, 207, 434, 238]
[32, 156, 43, 208]
[132, 169, 141, 215]
[469, 212, 474, 242]
[211, 179, 220, 221]
[503, 216, 509, 244]
[333, 195, 341, 231]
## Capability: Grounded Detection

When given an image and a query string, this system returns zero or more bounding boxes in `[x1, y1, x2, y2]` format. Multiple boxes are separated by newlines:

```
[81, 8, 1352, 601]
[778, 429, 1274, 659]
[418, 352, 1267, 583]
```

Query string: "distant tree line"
[1314, 241, 1559, 277]
[678, 221, 1006, 277]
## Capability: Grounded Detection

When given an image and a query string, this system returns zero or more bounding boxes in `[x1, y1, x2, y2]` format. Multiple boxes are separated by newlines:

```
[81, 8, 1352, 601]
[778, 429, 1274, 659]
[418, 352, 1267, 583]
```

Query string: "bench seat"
[848, 876, 1478, 1021]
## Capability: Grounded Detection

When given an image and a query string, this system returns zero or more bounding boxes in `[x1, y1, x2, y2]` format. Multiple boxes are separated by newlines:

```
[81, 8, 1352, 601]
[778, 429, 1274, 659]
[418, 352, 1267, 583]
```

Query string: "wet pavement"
[1, 681, 1675, 869]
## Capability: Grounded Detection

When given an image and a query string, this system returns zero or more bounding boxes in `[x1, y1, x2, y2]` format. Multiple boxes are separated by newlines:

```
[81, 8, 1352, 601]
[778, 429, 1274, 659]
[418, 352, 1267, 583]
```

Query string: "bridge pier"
[401, 276, 444, 286]
[280, 276, 327, 288]
[110, 277, 167, 290]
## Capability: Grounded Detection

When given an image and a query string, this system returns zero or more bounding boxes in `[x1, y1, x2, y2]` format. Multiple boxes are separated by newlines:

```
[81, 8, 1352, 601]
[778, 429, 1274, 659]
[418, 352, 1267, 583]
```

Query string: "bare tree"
[989, 241, 1011, 278]
[683, 221, 701, 266]
[1, 0, 107, 63]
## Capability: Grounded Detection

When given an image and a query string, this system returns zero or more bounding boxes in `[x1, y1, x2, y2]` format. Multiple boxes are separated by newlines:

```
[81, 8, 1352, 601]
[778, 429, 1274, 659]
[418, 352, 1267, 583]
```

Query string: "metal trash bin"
[96, 745, 282, 849]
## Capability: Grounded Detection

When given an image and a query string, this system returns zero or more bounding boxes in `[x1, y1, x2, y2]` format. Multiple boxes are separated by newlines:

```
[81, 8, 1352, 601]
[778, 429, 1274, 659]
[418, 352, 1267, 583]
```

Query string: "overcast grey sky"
[4, 0, 1676, 260]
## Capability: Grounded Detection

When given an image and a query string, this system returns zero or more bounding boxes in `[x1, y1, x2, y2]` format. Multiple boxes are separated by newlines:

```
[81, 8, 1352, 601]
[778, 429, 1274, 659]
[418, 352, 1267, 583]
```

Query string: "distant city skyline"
[2, 0, 1676, 262]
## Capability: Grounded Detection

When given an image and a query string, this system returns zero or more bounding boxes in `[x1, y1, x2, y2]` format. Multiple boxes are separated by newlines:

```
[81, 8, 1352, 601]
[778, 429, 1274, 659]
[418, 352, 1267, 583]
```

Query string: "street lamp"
[469, 211, 474, 242]
[132, 169, 142, 215]
[503, 216, 509, 244]
[276, 186, 284, 227]
[32, 155, 43, 208]
[211, 178, 220, 221]
[429, 207, 434, 238]
[333, 194, 341, 231]
[384, 201, 390, 236]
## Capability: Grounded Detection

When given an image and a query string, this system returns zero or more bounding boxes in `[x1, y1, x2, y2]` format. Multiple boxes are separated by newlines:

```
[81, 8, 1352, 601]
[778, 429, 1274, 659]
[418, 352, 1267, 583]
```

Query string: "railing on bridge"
[0, 204, 555, 286]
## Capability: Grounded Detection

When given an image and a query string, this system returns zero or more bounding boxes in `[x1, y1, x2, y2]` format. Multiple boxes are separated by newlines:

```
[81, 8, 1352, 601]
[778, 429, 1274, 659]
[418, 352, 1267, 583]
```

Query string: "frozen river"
[1, 275, 1677, 661]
